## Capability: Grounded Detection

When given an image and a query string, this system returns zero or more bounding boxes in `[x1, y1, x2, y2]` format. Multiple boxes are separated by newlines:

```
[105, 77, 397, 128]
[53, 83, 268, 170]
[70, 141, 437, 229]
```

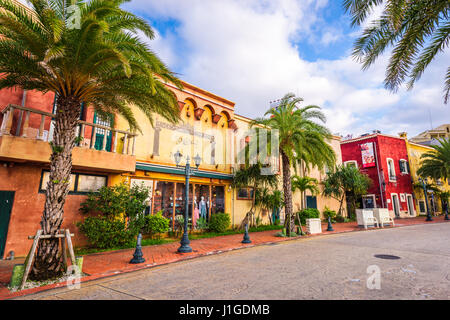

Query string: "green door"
[93, 112, 112, 151]
[0, 191, 14, 258]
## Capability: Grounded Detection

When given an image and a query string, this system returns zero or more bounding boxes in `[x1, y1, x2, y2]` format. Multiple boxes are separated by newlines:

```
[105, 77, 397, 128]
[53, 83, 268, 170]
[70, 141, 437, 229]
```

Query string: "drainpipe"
[373, 142, 385, 208]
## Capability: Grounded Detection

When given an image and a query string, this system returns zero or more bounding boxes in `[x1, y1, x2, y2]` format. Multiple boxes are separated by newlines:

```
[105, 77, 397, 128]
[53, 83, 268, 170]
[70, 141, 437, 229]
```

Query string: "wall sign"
[361, 142, 376, 168]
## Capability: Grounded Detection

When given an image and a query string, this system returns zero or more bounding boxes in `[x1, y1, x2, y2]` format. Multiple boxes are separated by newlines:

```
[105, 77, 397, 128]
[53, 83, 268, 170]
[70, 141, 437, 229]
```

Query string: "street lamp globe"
[193, 154, 202, 168]
[174, 150, 182, 166]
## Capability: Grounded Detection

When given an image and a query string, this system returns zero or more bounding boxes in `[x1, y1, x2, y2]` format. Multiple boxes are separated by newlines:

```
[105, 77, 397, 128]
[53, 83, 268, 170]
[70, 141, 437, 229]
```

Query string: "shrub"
[195, 217, 208, 230]
[77, 216, 137, 249]
[297, 208, 320, 225]
[322, 206, 337, 222]
[208, 213, 231, 233]
[79, 182, 150, 219]
[144, 211, 170, 239]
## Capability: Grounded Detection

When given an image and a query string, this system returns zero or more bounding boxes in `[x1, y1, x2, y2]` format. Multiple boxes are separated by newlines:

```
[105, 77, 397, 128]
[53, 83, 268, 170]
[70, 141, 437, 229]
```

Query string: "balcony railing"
[0, 104, 137, 155]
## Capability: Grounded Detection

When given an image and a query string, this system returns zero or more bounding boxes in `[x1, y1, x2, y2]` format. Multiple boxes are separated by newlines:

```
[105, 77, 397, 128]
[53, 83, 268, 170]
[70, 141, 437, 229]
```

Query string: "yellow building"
[112, 80, 346, 228]
[404, 136, 450, 215]
[410, 124, 450, 145]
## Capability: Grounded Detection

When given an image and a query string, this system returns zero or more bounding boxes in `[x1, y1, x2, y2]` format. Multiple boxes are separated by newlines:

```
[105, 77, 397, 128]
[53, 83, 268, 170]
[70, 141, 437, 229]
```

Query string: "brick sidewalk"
[1, 215, 448, 300]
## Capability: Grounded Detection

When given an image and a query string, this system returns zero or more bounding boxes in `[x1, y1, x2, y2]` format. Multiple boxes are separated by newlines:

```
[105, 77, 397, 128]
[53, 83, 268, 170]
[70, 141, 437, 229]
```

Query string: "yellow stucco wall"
[406, 140, 449, 214]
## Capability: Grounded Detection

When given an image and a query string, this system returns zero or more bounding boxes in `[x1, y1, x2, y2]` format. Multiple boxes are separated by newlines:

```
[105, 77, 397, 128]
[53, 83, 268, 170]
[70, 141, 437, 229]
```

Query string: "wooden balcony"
[0, 104, 137, 173]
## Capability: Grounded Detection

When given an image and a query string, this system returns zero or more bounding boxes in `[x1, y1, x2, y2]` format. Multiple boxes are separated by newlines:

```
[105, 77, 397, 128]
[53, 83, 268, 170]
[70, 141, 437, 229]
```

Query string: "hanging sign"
[361, 142, 376, 168]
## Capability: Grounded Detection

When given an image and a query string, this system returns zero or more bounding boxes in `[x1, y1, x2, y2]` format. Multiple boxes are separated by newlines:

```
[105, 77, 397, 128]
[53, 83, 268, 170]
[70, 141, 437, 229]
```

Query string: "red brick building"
[340, 133, 416, 218]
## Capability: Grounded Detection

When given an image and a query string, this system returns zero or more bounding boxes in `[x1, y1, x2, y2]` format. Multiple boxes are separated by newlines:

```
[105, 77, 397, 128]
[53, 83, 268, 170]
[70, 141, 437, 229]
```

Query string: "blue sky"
[125, 0, 449, 138]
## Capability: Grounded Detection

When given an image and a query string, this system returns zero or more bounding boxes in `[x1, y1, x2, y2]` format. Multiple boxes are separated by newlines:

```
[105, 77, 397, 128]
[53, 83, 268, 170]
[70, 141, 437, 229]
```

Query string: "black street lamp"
[444, 199, 449, 221]
[174, 151, 201, 253]
[419, 178, 433, 222]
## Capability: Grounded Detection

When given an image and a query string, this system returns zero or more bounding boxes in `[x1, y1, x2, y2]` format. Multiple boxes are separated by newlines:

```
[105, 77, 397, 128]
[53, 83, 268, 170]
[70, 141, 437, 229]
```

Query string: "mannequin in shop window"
[193, 196, 200, 228]
[199, 196, 208, 220]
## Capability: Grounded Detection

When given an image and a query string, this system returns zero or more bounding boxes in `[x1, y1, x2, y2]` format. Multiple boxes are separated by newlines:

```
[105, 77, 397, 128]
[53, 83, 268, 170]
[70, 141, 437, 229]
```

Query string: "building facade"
[410, 124, 450, 145]
[404, 135, 450, 215]
[0, 80, 346, 258]
[340, 134, 416, 218]
[0, 87, 136, 258]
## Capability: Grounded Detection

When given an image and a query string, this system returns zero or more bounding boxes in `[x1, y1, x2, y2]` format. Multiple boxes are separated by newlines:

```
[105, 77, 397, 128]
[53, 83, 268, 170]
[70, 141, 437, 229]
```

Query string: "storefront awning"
[135, 162, 233, 180]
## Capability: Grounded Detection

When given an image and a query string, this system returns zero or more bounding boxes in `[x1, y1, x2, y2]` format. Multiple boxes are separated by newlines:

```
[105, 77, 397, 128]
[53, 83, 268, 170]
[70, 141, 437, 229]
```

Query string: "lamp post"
[444, 198, 449, 221]
[174, 151, 201, 253]
[419, 178, 433, 222]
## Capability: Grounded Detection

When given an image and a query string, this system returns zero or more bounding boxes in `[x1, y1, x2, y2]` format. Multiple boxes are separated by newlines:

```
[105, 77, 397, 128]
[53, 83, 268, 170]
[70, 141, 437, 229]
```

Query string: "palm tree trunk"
[29, 96, 81, 281]
[281, 151, 294, 236]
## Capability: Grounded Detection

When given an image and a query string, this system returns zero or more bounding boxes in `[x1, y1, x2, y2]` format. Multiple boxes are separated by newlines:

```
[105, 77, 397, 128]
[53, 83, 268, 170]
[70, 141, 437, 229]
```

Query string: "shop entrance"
[152, 180, 226, 230]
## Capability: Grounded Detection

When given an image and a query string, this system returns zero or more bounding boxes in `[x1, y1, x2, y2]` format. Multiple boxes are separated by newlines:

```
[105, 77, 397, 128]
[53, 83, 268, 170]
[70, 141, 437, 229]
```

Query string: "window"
[306, 196, 317, 209]
[399, 159, 408, 174]
[39, 170, 107, 194]
[40, 172, 76, 192]
[418, 200, 426, 213]
[362, 195, 376, 209]
[344, 160, 358, 168]
[386, 158, 396, 181]
[237, 188, 253, 200]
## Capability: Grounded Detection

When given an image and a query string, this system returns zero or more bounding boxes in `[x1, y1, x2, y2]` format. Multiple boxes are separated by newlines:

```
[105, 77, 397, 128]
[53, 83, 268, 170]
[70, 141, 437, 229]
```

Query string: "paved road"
[16, 223, 450, 300]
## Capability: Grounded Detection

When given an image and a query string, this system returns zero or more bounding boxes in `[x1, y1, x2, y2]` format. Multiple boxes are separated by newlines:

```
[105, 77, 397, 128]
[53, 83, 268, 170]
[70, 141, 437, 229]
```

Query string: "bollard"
[9, 264, 25, 288]
[130, 232, 145, 264]
[326, 216, 334, 231]
[241, 224, 252, 244]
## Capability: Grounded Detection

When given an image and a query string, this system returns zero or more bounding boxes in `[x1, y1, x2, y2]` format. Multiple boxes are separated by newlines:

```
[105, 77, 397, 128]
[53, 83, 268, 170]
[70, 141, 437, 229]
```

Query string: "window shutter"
[399, 160, 404, 173]
[406, 161, 410, 174]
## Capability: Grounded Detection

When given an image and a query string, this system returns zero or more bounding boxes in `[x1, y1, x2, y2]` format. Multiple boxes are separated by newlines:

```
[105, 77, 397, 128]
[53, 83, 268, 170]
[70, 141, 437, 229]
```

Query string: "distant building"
[410, 124, 450, 145]
[402, 132, 450, 215]
[340, 133, 415, 219]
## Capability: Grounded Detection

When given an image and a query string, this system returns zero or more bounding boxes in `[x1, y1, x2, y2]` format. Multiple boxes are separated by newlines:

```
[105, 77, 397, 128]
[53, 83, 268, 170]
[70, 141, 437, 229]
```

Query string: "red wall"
[0, 88, 96, 141]
[0, 164, 91, 258]
[341, 134, 413, 212]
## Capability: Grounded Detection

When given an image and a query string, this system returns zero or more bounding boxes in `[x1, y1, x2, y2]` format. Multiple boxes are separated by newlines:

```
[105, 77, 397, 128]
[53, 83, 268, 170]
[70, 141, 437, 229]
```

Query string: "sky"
[17, 0, 449, 138]
[120, 0, 449, 139]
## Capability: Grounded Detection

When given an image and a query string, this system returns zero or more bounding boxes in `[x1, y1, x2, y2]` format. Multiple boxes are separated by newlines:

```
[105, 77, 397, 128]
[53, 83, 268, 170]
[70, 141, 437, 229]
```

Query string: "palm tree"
[322, 165, 372, 218]
[0, 0, 181, 280]
[267, 190, 284, 224]
[344, 0, 450, 103]
[232, 163, 278, 228]
[417, 138, 450, 182]
[251, 93, 334, 235]
[291, 176, 319, 211]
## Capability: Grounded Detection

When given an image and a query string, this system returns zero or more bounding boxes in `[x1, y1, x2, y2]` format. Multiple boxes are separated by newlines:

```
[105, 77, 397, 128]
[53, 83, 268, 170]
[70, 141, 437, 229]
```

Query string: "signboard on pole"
[361, 142, 376, 168]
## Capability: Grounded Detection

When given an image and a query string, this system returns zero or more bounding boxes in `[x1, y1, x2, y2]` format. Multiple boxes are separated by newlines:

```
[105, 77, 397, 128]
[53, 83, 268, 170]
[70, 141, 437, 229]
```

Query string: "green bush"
[322, 206, 337, 222]
[195, 217, 208, 230]
[297, 208, 320, 225]
[144, 211, 170, 239]
[77, 216, 137, 249]
[208, 213, 231, 233]
[79, 182, 150, 219]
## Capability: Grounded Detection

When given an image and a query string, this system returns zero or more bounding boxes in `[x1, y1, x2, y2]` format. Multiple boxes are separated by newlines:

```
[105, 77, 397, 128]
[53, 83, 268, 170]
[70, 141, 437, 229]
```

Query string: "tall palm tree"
[0, 0, 181, 280]
[344, 0, 450, 103]
[291, 175, 319, 211]
[251, 93, 334, 235]
[417, 138, 450, 182]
